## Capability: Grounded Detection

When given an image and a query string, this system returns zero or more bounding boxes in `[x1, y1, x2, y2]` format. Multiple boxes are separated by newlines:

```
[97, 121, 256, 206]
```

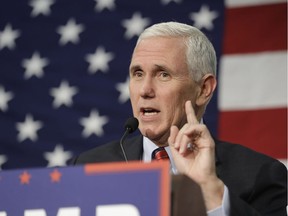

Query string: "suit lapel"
[123, 135, 143, 161]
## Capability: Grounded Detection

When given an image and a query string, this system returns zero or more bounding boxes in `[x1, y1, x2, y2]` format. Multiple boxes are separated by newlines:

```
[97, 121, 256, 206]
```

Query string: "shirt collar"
[143, 136, 178, 174]
[142, 119, 204, 173]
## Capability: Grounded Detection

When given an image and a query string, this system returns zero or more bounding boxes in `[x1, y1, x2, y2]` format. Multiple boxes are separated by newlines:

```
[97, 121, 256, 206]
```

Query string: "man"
[71, 22, 287, 215]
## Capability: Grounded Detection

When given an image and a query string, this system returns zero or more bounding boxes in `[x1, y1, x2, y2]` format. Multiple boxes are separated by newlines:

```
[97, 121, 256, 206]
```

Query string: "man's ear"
[196, 74, 217, 106]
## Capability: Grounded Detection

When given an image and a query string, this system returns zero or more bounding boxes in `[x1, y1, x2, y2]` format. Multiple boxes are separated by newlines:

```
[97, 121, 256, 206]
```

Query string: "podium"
[0, 161, 206, 216]
[172, 174, 207, 216]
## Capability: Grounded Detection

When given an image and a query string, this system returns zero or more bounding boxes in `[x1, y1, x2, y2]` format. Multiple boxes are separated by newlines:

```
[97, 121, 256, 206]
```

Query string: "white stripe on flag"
[225, 0, 286, 8]
[218, 51, 287, 111]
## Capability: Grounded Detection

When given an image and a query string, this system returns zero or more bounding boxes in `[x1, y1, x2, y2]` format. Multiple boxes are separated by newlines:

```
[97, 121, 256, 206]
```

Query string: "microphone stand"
[120, 128, 130, 163]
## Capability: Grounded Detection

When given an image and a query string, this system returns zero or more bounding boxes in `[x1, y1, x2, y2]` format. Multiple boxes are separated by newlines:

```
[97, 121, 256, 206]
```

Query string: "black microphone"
[120, 117, 139, 162]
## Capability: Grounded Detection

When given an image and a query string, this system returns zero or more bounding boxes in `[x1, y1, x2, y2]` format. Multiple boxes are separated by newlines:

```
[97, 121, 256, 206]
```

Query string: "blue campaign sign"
[0, 161, 170, 216]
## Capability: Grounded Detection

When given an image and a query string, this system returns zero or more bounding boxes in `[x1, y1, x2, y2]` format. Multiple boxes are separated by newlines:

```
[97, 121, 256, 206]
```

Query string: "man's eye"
[135, 71, 143, 77]
[131, 71, 143, 78]
[161, 72, 169, 77]
[159, 72, 170, 79]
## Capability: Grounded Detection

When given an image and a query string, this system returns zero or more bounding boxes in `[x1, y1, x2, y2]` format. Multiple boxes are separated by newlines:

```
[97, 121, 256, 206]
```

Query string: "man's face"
[129, 37, 199, 146]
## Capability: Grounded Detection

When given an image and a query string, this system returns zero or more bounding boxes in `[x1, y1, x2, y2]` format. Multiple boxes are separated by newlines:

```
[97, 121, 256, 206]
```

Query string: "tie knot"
[152, 147, 169, 161]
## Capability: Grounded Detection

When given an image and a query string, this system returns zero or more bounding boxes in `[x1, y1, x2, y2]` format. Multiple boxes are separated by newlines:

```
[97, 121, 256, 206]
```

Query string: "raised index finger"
[185, 100, 199, 124]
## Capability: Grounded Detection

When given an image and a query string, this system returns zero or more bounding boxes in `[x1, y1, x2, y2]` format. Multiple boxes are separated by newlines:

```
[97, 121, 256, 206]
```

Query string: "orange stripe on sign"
[223, 3, 287, 54]
[84, 161, 170, 216]
[84, 160, 168, 174]
[218, 108, 287, 159]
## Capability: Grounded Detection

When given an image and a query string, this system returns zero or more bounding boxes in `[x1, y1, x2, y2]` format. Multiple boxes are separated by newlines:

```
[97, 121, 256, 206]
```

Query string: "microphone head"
[124, 117, 139, 133]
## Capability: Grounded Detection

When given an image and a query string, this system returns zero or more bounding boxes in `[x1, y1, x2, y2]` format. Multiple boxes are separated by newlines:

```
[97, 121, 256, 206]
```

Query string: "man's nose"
[140, 77, 155, 98]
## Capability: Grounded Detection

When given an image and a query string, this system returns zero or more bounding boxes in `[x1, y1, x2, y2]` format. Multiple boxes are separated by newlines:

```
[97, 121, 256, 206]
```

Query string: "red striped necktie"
[151, 147, 169, 161]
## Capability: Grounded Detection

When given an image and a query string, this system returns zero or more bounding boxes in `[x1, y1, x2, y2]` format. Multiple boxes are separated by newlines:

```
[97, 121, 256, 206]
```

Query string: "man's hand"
[168, 100, 224, 211]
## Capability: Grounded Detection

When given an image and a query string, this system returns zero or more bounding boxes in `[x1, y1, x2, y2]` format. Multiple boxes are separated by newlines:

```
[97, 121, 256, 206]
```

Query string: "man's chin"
[142, 128, 169, 146]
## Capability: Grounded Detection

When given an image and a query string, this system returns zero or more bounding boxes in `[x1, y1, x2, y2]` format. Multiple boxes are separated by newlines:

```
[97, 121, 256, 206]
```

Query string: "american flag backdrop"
[0, 0, 286, 170]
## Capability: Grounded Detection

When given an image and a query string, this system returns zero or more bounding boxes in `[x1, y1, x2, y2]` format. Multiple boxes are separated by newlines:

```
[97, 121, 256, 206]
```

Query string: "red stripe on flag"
[223, 3, 287, 54]
[218, 108, 287, 159]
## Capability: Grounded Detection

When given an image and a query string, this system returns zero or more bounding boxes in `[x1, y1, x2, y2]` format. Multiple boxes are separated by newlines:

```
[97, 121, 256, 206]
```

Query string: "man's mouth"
[140, 108, 160, 116]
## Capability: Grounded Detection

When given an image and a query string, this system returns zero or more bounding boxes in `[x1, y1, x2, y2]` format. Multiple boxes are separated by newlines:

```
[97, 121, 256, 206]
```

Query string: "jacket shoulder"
[215, 140, 287, 196]
[71, 135, 143, 165]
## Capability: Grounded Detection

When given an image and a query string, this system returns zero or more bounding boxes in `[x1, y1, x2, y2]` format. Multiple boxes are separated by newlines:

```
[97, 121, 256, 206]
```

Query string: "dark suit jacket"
[71, 135, 287, 216]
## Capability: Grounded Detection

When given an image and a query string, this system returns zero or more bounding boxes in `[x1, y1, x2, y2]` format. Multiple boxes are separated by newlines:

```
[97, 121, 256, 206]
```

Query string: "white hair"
[136, 22, 217, 82]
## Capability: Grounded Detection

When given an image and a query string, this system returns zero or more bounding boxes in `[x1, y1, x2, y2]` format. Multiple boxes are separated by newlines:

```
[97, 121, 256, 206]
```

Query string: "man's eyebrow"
[129, 64, 171, 73]
[154, 64, 169, 71]
[129, 65, 141, 71]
